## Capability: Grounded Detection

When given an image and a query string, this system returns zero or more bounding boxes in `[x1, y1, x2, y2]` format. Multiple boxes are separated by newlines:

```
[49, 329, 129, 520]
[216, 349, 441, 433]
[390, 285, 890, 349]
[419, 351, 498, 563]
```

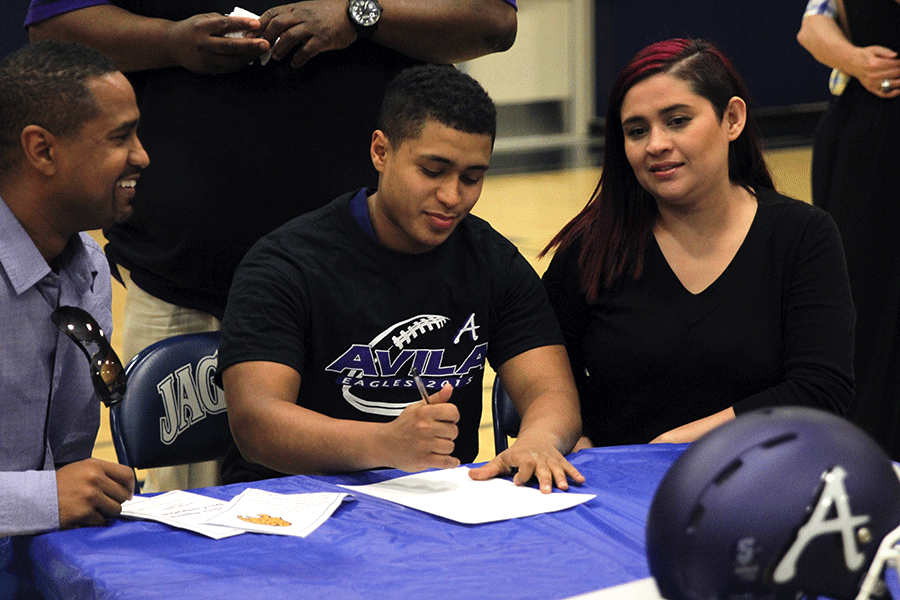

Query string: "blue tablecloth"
[20, 445, 686, 600]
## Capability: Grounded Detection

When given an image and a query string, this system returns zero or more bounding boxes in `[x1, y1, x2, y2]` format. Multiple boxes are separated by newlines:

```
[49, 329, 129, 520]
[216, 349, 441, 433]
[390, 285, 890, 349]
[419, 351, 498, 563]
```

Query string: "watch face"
[350, 0, 381, 27]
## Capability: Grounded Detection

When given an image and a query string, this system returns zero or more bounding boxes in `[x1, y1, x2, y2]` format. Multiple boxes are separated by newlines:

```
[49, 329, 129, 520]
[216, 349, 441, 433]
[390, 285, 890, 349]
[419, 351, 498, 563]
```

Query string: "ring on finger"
[882, 79, 892, 93]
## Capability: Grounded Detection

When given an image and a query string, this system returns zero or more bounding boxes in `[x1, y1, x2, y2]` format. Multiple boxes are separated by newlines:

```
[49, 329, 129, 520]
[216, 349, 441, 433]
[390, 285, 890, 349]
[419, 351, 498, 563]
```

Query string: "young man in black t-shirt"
[219, 65, 583, 493]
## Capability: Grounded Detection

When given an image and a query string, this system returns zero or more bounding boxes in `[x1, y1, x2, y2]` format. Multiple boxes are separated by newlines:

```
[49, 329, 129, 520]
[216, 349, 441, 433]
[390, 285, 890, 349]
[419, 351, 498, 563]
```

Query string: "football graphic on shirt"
[339, 315, 448, 416]
[379, 315, 450, 351]
[325, 314, 487, 417]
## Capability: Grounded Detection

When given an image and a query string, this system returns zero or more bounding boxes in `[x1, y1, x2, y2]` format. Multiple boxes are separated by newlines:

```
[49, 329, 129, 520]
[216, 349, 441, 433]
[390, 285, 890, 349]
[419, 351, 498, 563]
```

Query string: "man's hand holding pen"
[378, 371, 460, 473]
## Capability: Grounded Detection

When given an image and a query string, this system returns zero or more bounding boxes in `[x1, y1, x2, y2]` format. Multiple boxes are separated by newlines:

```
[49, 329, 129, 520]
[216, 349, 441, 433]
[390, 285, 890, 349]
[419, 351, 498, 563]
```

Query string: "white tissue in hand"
[227, 6, 258, 19]
[226, 6, 274, 65]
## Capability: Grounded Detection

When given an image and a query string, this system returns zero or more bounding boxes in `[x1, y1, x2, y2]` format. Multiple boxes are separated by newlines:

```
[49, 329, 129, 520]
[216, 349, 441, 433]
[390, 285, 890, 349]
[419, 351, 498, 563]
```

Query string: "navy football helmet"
[646, 407, 900, 600]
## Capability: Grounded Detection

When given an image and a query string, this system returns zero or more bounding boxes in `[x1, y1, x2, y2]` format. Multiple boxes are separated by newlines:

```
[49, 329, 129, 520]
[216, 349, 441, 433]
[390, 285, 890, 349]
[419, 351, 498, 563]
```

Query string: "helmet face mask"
[859, 522, 900, 600]
[646, 407, 900, 600]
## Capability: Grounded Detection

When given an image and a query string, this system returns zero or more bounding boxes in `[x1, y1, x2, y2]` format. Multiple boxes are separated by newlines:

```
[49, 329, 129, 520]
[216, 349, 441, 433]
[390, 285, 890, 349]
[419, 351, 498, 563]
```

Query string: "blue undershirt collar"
[349, 188, 378, 242]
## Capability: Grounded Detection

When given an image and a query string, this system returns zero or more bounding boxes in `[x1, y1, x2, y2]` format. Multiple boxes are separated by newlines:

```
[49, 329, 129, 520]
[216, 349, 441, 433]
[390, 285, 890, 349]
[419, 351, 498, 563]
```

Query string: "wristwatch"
[348, 0, 382, 41]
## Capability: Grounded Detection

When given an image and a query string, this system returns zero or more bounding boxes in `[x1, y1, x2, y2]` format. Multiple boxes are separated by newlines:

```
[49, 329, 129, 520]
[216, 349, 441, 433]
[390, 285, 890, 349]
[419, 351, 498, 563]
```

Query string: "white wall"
[460, 0, 594, 146]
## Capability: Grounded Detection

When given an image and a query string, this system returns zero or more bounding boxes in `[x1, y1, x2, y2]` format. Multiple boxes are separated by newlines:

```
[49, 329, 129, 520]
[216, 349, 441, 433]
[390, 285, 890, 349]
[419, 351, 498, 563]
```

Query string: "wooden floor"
[90, 145, 815, 468]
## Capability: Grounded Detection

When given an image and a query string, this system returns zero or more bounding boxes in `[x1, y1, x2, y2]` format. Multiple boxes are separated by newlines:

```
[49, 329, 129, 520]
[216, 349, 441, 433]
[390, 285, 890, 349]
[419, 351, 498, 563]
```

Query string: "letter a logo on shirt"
[454, 313, 480, 344]
[772, 465, 870, 583]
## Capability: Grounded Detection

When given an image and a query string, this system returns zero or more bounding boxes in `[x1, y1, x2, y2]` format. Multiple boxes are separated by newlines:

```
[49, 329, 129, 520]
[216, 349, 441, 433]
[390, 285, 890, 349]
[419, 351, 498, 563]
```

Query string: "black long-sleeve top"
[542, 188, 855, 446]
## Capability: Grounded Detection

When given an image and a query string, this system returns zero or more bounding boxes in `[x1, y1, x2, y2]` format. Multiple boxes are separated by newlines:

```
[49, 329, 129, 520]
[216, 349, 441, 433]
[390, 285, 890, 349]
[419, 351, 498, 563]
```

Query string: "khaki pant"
[120, 272, 222, 492]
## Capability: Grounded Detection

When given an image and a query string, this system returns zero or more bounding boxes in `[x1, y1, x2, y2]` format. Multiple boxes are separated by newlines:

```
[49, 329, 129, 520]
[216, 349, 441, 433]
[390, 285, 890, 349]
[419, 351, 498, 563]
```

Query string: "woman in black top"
[542, 39, 855, 448]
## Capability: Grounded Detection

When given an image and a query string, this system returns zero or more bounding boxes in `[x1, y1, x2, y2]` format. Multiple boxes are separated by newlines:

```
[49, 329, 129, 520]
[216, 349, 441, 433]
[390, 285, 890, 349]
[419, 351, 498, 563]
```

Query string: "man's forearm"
[371, 0, 516, 64]
[28, 5, 178, 72]
[228, 392, 394, 476]
[497, 345, 582, 455]
[516, 393, 582, 455]
[29, 0, 517, 72]
[223, 362, 460, 476]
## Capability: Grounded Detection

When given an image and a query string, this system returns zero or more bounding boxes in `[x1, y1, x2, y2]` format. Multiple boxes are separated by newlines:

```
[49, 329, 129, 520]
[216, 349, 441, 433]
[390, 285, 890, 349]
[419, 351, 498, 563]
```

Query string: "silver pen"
[410, 367, 431, 404]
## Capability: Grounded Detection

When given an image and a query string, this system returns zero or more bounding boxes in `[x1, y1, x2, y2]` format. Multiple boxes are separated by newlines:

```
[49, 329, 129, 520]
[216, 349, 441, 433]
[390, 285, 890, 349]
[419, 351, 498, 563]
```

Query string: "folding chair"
[491, 376, 521, 455]
[109, 331, 233, 482]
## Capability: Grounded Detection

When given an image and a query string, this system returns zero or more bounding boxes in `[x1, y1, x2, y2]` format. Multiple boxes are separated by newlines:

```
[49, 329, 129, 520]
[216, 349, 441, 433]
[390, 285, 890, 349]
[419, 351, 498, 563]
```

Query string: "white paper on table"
[120, 490, 245, 539]
[225, 6, 275, 65]
[204, 488, 348, 537]
[338, 466, 595, 524]
[560, 577, 664, 600]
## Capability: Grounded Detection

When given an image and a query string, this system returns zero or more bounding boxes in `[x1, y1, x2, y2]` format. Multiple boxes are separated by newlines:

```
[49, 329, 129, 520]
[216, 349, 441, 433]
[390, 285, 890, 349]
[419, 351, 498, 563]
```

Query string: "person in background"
[798, 0, 846, 209]
[1, 39, 146, 594]
[219, 64, 584, 493]
[541, 38, 855, 449]
[25, 0, 518, 491]
[797, 0, 900, 461]
[797, 0, 900, 209]
[799, 0, 852, 100]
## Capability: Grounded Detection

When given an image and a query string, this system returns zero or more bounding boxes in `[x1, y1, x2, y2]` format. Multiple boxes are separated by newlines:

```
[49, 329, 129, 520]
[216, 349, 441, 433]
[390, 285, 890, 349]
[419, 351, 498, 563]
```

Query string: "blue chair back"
[491, 377, 521, 455]
[110, 331, 233, 470]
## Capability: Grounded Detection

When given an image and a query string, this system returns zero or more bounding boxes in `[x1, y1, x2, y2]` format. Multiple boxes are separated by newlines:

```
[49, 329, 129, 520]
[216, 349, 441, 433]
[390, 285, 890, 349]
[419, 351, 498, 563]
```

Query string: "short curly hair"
[377, 64, 496, 148]
[0, 40, 118, 173]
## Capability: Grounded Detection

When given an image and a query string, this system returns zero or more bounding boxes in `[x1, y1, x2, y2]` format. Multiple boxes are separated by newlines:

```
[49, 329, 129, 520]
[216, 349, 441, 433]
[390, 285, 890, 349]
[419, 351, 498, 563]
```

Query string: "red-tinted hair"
[541, 39, 774, 302]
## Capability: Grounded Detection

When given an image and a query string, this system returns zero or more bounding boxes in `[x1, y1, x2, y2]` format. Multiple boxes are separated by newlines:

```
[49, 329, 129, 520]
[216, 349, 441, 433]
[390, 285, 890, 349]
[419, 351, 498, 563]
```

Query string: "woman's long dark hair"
[541, 39, 774, 302]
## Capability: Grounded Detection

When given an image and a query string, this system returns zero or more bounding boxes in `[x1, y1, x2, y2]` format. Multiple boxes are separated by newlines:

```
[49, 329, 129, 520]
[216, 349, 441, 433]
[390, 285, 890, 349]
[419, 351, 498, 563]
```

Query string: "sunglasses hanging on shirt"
[51, 305, 127, 407]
